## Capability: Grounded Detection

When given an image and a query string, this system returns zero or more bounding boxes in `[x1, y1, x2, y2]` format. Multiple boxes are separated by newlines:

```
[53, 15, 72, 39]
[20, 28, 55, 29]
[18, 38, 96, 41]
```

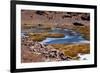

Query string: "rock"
[81, 14, 90, 21]
[29, 42, 69, 61]
[73, 22, 84, 26]
[58, 52, 67, 60]
[35, 11, 45, 15]
[62, 15, 72, 19]
[48, 51, 57, 58]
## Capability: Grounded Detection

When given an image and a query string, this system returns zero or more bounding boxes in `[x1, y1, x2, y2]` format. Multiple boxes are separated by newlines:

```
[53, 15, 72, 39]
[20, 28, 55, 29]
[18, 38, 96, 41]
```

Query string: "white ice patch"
[79, 40, 90, 43]
[78, 54, 90, 60]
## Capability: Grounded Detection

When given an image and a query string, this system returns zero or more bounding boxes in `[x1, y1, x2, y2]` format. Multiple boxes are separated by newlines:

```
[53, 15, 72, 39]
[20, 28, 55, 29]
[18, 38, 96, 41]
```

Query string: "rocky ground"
[21, 36, 90, 63]
[21, 37, 72, 63]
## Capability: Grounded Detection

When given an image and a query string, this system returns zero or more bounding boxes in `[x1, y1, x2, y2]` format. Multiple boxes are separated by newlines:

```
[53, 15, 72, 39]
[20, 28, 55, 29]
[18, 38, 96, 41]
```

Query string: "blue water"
[41, 35, 86, 44]
[22, 28, 88, 44]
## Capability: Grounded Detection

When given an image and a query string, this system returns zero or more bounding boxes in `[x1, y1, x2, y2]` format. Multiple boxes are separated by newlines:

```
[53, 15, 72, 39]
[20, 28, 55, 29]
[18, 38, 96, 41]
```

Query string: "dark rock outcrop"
[81, 14, 90, 21]
[35, 11, 46, 15]
[73, 22, 84, 26]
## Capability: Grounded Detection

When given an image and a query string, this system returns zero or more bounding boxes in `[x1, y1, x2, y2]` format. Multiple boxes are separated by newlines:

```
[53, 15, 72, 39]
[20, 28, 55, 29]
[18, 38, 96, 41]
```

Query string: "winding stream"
[22, 28, 89, 44]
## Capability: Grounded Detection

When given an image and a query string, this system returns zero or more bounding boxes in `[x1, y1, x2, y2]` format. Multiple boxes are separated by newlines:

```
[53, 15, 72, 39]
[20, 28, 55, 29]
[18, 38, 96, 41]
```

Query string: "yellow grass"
[72, 26, 90, 40]
[28, 32, 65, 41]
[38, 26, 52, 30]
[45, 33, 65, 38]
[64, 25, 90, 40]
[50, 44, 90, 58]
[61, 25, 90, 40]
